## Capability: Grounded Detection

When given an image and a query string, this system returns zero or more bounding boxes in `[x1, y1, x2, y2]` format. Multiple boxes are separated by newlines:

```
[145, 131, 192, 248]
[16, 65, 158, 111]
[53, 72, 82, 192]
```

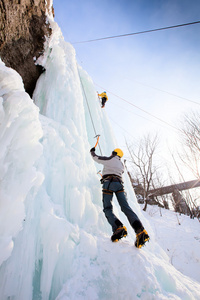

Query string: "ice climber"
[90, 147, 150, 248]
[98, 91, 108, 108]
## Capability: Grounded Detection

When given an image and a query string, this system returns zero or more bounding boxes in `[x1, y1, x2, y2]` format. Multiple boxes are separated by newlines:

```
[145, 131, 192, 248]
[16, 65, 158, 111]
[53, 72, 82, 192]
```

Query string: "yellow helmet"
[113, 148, 124, 158]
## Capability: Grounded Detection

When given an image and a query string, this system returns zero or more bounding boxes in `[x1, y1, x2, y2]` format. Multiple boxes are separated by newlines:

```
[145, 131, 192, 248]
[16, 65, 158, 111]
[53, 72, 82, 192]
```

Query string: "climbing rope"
[95, 83, 181, 132]
[77, 65, 103, 155]
[73, 21, 200, 44]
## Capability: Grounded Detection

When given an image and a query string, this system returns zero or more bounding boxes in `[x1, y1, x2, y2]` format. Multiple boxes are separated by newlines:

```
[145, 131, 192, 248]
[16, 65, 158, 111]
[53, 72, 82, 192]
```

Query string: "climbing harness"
[102, 189, 113, 195]
[77, 65, 103, 155]
[101, 175, 124, 192]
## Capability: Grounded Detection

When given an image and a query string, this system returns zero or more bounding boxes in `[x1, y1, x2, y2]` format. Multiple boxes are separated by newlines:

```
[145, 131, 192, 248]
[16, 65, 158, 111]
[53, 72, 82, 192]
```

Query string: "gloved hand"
[90, 147, 95, 152]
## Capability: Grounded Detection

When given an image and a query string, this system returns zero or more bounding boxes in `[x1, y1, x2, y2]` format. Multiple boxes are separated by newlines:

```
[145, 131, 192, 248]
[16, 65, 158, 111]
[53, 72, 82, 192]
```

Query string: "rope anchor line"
[77, 64, 103, 155]
[73, 20, 200, 44]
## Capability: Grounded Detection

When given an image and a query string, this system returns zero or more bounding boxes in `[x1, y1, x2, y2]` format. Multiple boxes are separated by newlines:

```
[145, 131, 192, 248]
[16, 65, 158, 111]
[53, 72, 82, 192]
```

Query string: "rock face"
[0, 0, 53, 96]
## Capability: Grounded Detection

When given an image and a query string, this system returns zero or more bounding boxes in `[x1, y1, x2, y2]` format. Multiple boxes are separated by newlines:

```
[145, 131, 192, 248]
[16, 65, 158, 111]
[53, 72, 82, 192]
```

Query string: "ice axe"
[93, 134, 103, 155]
[97, 170, 103, 178]
[97, 170, 103, 183]
[94, 134, 100, 148]
[97, 92, 101, 106]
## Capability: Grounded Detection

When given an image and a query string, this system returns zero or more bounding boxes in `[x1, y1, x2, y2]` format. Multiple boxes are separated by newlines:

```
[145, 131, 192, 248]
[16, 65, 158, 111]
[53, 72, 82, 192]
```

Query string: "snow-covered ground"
[142, 205, 200, 283]
[0, 11, 200, 300]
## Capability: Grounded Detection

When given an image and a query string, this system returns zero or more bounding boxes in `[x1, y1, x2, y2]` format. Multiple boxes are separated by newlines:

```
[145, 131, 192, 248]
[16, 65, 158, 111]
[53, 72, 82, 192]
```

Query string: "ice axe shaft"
[94, 134, 100, 148]
[93, 134, 103, 156]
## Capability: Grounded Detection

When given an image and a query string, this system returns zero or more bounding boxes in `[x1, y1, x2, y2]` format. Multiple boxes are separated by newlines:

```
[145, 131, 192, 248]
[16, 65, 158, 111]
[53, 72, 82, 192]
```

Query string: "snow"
[0, 15, 200, 300]
[144, 205, 200, 283]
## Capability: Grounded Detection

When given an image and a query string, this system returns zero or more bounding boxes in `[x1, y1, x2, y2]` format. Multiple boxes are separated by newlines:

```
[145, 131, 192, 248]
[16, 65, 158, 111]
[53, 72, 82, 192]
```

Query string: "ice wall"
[0, 19, 200, 300]
[0, 59, 44, 298]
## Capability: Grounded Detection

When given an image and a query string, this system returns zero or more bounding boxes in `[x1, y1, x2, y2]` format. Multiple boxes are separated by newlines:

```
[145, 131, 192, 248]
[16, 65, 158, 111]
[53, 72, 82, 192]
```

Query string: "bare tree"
[151, 171, 169, 209]
[126, 133, 160, 211]
[180, 111, 200, 179]
[170, 150, 198, 216]
[169, 111, 200, 219]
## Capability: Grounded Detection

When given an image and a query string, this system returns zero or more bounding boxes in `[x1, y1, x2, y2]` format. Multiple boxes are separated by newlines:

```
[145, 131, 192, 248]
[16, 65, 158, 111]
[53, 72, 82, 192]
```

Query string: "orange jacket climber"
[98, 91, 108, 108]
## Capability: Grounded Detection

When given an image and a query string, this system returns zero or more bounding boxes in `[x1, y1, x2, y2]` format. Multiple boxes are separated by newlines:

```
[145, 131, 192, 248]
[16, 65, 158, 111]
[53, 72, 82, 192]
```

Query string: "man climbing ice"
[90, 147, 150, 248]
[98, 91, 108, 108]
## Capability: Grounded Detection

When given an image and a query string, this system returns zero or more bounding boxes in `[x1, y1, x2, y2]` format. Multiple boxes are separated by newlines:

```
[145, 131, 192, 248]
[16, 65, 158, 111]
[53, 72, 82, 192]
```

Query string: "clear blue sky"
[53, 0, 200, 179]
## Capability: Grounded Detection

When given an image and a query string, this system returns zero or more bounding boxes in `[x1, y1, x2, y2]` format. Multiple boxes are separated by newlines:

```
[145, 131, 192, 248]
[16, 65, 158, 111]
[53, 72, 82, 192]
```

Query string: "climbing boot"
[135, 229, 150, 248]
[111, 226, 127, 242]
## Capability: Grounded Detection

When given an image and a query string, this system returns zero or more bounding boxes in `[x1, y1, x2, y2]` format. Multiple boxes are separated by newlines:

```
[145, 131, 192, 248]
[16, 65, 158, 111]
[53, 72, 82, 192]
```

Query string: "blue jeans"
[102, 180, 142, 233]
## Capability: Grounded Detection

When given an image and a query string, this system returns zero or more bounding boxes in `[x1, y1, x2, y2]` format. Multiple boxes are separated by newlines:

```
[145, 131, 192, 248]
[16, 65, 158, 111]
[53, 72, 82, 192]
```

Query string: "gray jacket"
[91, 152, 124, 177]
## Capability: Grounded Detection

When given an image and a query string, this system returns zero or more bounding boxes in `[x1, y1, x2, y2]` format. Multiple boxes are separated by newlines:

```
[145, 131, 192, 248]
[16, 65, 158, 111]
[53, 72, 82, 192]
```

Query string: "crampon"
[135, 229, 150, 248]
[111, 226, 127, 242]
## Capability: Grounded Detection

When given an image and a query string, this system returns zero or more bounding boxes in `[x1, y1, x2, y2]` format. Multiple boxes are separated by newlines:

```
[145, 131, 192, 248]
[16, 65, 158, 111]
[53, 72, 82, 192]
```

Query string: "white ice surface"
[0, 18, 200, 300]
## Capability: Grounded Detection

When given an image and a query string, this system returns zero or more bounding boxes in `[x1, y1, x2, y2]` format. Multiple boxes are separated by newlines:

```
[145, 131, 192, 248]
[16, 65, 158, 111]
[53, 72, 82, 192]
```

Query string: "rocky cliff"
[0, 0, 53, 96]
